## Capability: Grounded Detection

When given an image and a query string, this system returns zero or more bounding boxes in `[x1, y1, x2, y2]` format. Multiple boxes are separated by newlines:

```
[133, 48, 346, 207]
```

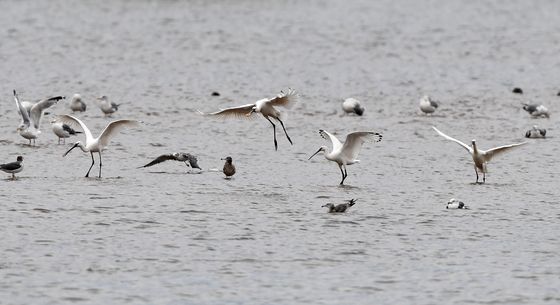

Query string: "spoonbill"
[419, 95, 439, 114]
[69, 94, 87, 113]
[51, 119, 82, 144]
[198, 88, 298, 150]
[59, 114, 140, 178]
[97, 96, 122, 117]
[0, 156, 23, 180]
[140, 153, 201, 169]
[322, 199, 357, 213]
[342, 98, 365, 116]
[222, 156, 236, 178]
[525, 125, 546, 138]
[13, 90, 65, 145]
[308, 129, 382, 185]
[432, 126, 527, 183]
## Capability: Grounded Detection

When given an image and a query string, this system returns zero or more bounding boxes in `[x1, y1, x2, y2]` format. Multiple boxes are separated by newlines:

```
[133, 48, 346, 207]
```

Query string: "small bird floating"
[222, 156, 236, 178]
[512, 87, 523, 94]
[525, 125, 546, 139]
[342, 98, 365, 116]
[0, 156, 24, 180]
[322, 199, 357, 213]
[523, 103, 550, 118]
[446, 198, 469, 209]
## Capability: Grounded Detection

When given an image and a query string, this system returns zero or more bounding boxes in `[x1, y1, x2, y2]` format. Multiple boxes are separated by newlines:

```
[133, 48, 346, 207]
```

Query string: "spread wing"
[98, 120, 140, 149]
[30, 95, 65, 129]
[197, 103, 256, 119]
[141, 154, 177, 168]
[13, 90, 30, 127]
[57, 114, 93, 143]
[319, 129, 343, 152]
[340, 131, 382, 161]
[484, 142, 527, 161]
[267, 88, 298, 109]
[432, 126, 473, 154]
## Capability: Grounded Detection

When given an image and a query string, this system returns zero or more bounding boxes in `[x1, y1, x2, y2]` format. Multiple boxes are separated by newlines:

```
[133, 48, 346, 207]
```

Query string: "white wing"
[484, 142, 527, 161]
[341, 131, 382, 161]
[98, 119, 139, 149]
[198, 103, 256, 120]
[266, 88, 298, 109]
[432, 126, 473, 153]
[319, 129, 343, 153]
[13, 90, 30, 127]
[30, 96, 64, 129]
[57, 114, 94, 143]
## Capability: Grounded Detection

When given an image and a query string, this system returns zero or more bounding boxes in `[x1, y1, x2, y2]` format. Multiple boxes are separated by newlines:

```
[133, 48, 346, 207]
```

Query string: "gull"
[222, 156, 235, 178]
[322, 199, 357, 213]
[59, 114, 140, 178]
[69, 94, 87, 113]
[419, 95, 439, 114]
[432, 126, 527, 183]
[308, 129, 382, 185]
[51, 119, 82, 144]
[342, 98, 365, 116]
[198, 88, 297, 150]
[97, 95, 122, 117]
[523, 103, 549, 118]
[525, 125, 546, 138]
[13, 90, 65, 145]
[140, 153, 201, 169]
[0, 156, 23, 180]
[446, 198, 468, 209]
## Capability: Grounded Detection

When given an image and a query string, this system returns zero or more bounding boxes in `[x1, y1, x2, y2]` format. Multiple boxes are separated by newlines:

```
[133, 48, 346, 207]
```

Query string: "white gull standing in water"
[96, 95, 122, 117]
[419, 95, 439, 114]
[13, 90, 65, 145]
[432, 126, 527, 183]
[69, 94, 87, 113]
[342, 98, 365, 116]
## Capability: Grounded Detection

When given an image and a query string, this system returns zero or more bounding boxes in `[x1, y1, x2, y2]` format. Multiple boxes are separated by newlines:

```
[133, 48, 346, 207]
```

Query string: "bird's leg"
[265, 117, 278, 151]
[98, 152, 102, 178]
[339, 164, 345, 185]
[483, 172, 486, 183]
[58, 138, 61, 145]
[184, 161, 190, 167]
[474, 165, 479, 183]
[12, 173, 15, 180]
[277, 118, 293, 145]
[86, 152, 95, 177]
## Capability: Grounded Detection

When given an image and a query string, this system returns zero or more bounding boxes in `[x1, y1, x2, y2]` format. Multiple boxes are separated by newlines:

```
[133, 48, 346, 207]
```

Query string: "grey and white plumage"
[432, 126, 527, 183]
[322, 199, 357, 213]
[69, 94, 87, 112]
[342, 98, 365, 116]
[525, 125, 546, 138]
[446, 198, 468, 209]
[309, 129, 382, 185]
[523, 103, 549, 118]
[419, 95, 439, 114]
[14, 90, 65, 145]
[141, 153, 201, 169]
[222, 156, 236, 178]
[97, 96, 121, 117]
[0, 156, 24, 180]
[51, 119, 82, 144]
[198, 88, 298, 151]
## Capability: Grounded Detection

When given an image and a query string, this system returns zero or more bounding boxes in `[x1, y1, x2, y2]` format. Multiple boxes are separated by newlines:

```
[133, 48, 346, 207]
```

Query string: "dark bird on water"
[1, 156, 24, 180]
[140, 153, 201, 169]
[512, 87, 523, 94]
[322, 199, 357, 213]
[222, 156, 236, 178]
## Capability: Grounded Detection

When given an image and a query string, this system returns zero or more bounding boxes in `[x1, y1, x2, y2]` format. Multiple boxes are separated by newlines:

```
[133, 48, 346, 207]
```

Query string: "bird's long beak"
[308, 148, 322, 160]
[63, 143, 78, 157]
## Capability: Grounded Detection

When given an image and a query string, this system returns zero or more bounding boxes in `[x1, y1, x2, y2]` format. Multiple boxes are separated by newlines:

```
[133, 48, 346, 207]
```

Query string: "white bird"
[432, 126, 527, 183]
[13, 90, 65, 145]
[342, 98, 365, 116]
[446, 198, 468, 209]
[525, 125, 546, 139]
[59, 114, 140, 178]
[51, 119, 82, 144]
[96, 95, 122, 117]
[419, 95, 439, 114]
[0, 156, 24, 180]
[198, 88, 297, 151]
[308, 129, 382, 185]
[69, 94, 87, 113]
[523, 103, 549, 118]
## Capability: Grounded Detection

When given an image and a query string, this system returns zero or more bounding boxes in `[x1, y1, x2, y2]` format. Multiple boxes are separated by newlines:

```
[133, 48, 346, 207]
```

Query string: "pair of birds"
[68, 94, 122, 116]
[138, 153, 236, 178]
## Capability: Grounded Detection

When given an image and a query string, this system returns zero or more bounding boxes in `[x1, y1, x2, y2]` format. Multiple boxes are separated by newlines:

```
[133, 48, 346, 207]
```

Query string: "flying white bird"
[432, 126, 527, 183]
[342, 98, 365, 116]
[13, 90, 65, 145]
[198, 89, 298, 150]
[308, 129, 382, 185]
[419, 95, 439, 114]
[59, 114, 139, 178]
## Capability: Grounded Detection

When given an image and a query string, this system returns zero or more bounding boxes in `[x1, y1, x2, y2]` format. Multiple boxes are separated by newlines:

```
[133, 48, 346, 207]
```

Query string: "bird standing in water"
[222, 156, 236, 178]
[0, 156, 24, 180]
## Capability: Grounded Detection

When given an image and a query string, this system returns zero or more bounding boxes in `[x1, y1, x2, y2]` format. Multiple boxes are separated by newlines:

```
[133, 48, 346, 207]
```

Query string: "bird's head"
[64, 141, 84, 157]
[471, 140, 476, 146]
[16, 124, 25, 132]
[321, 203, 334, 209]
[308, 146, 327, 160]
[97, 95, 108, 101]
[16, 156, 23, 162]
[354, 104, 365, 116]
[72, 94, 82, 101]
[221, 156, 233, 163]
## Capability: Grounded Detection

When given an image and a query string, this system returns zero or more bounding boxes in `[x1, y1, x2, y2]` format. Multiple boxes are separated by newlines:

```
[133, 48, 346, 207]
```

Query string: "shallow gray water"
[1, 1, 559, 304]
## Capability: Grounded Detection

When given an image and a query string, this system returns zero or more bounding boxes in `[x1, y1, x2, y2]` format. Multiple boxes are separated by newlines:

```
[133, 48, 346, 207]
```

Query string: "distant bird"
[342, 98, 365, 116]
[0, 156, 23, 180]
[211, 91, 220, 96]
[512, 87, 523, 94]
[198, 88, 298, 151]
[96, 96, 122, 117]
[309, 129, 382, 185]
[446, 198, 468, 209]
[69, 94, 87, 113]
[432, 126, 527, 183]
[523, 103, 550, 118]
[525, 125, 546, 138]
[222, 156, 236, 178]
[322, 199, 357, 213]
[59, 114, 139, 178]
[419, 95, 439, 114]
[51, 119, 82, 144]
[140, 153, 201, 169]
[13, 90, 65, 145]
